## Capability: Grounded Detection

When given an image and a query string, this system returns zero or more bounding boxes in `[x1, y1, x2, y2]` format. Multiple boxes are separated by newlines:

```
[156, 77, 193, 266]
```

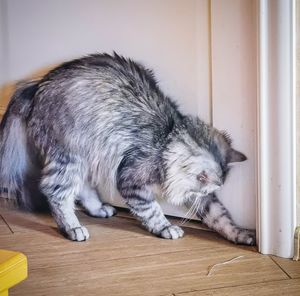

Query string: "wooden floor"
[0, 207, 299, 296]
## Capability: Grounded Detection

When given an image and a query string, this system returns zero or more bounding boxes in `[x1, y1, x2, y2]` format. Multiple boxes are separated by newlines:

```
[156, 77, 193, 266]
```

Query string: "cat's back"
[37, 53, 162, 106]
[33, 53, 177, 121]
[29, 53, 182, 148]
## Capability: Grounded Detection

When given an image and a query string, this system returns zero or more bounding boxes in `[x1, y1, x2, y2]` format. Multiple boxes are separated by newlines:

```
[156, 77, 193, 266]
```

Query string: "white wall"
[211, 0, 257, 228]
[0, 0, 7, 103]
[0, 0, 256, 229]
[296, 0, 300, 227]
[3, 0, 210, 120]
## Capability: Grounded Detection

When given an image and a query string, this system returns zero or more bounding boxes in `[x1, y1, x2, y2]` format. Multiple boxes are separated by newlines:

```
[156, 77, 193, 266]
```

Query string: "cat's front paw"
[64, 226, 90, 242]
[91, 204, 117, 218]
[235, 229, 256, 246]
[159, 225, 184, 239]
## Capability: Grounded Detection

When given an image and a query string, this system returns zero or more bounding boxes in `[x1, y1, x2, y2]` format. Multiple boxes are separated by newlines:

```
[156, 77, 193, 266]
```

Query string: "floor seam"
[269, 256, 292, 279]
[0, 213, 14, 234]
[174, 277, 295, 295]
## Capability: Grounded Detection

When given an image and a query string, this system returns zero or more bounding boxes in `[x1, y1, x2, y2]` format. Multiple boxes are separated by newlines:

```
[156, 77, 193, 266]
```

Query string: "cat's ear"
[227, 149, 247, 164]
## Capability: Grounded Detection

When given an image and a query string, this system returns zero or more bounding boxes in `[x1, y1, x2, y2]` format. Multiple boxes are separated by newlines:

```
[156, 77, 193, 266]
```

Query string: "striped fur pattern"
[185, 194, 255, 245]
[0, 53, 255, 244]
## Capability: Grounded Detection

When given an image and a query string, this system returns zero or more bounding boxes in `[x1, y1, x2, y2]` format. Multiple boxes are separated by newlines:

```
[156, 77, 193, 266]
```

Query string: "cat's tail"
[0, 80, 44, 210]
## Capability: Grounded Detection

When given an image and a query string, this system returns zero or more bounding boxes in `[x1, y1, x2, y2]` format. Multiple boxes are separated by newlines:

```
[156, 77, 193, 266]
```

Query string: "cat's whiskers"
[180, 197, 200, 225]
[189, 197, 202, 223]
[180, 203, 195, 225]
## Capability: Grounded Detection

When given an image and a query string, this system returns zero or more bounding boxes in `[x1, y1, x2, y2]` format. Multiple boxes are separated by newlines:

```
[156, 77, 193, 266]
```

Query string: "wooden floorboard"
[10, 248, 286, 296]
[0, 209, 298, 296]
[271, 256, 300, 279]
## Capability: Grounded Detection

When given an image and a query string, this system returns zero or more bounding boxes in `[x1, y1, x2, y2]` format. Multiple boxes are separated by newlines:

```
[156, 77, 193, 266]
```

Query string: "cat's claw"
[159, 225, 184, 239]
[235, 229, 256, 246]
[64, 226, 90, 241]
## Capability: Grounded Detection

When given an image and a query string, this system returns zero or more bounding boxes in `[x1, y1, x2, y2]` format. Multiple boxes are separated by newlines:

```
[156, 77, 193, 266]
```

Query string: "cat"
[0, 53, 255, 245]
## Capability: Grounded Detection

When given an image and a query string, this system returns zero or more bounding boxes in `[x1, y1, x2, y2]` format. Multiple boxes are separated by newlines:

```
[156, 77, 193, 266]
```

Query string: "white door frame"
[257, 0, 296, 258]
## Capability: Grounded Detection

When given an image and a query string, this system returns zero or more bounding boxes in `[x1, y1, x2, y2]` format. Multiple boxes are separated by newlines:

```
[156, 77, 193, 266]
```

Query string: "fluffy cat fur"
[0, 53, 255, 244]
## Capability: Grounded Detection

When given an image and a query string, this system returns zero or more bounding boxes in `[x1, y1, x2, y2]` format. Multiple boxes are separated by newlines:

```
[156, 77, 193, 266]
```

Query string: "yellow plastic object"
[0, 250, 27, 296]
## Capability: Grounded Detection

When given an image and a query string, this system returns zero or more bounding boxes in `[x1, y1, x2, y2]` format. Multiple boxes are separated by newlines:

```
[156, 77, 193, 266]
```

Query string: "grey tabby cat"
[0, 53, 255, 245]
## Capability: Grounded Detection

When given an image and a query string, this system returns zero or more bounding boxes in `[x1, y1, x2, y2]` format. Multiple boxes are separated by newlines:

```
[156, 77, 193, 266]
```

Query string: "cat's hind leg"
[78, 183, 117, 218]
[40, 155, 89, 241]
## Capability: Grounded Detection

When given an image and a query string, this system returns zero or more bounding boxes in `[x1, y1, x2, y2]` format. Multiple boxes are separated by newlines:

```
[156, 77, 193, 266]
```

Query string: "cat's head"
[163, 118, 247, 205]
[195, 129, 247, 196]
